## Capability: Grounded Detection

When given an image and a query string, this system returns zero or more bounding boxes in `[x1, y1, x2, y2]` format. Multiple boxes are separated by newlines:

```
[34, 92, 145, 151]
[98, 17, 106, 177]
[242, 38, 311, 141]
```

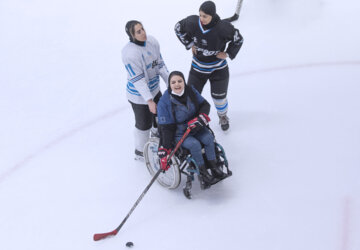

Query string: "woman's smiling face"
[170, 75, 185, 95]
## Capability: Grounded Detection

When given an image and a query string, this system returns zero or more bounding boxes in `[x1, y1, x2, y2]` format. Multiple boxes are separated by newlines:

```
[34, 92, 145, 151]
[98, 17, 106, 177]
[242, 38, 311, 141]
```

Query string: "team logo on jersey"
[197, 47, 218, 56]
[146, 59, 159, 69]
[152, 60, 158, 68]
[201, 39, 208, 46]
[234, 30, 243, 45]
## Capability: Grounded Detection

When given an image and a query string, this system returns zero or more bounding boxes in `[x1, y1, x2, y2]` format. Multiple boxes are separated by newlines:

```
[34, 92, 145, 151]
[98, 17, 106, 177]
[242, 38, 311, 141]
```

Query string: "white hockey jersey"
[122, 35, 169, 105]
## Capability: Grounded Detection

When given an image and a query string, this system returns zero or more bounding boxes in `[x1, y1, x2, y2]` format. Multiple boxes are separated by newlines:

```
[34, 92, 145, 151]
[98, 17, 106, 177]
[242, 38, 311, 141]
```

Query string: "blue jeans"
[176, 128, 216, 167]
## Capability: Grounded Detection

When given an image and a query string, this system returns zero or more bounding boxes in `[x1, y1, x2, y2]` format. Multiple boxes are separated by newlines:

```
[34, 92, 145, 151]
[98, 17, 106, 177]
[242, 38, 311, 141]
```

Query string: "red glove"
[187, 113, 210, 131]
[157, 147, 171, 171]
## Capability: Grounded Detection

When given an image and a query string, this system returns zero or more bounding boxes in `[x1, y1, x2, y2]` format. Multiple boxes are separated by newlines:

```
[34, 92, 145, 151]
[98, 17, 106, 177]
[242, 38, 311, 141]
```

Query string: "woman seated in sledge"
[156, 71, 226, 184]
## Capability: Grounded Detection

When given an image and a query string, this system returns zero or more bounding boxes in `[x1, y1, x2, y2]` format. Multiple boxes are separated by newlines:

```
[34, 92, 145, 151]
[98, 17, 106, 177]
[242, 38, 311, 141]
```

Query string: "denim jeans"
[176, 127, 216, 167]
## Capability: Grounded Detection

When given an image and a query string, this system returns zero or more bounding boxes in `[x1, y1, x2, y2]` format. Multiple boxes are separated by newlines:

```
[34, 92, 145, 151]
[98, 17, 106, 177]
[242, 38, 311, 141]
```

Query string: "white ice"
[0, 0, 359, 249]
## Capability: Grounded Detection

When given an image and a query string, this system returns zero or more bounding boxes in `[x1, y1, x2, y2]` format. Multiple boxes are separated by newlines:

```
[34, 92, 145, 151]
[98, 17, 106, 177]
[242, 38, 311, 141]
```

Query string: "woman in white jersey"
[122, 20, 169, 160]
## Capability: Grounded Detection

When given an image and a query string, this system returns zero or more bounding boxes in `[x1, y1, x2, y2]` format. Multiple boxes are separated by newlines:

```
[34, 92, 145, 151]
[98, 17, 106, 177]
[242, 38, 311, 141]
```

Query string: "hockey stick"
[93, 127, 192, 241]
[223, 0, 243, 22]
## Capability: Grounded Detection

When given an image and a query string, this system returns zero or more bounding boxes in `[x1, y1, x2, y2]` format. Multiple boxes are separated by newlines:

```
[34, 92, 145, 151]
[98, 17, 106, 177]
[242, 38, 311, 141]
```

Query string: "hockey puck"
[126, 242, 134, 248]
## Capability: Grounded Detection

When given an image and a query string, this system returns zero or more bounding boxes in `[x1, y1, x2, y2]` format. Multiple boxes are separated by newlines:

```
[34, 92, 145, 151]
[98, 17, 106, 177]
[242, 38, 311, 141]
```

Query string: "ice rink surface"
[1, 0, 359, 249]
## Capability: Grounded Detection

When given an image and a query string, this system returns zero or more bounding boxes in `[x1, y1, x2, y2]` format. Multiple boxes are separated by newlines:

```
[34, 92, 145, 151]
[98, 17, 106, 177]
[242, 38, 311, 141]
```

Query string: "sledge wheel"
[144, 137, 181, 189]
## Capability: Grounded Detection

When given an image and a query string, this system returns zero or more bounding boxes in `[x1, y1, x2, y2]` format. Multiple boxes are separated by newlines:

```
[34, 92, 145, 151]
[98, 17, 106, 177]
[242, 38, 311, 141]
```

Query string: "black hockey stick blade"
[223, 13, 239, 23]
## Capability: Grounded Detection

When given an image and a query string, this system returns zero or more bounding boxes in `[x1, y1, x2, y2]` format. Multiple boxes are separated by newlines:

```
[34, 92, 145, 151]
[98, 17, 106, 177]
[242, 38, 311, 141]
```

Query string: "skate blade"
[134, 156, 144, 162]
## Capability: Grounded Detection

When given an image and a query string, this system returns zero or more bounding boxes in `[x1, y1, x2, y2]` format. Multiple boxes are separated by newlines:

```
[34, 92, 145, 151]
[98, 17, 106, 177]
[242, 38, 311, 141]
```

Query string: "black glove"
[187, 113, 210, 133]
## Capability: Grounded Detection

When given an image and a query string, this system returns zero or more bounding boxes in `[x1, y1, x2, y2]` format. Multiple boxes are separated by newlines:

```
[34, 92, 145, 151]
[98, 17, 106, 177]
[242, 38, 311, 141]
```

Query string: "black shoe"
[219, 114, 229, 131]
[134, 149, 144, 161]
[208, 160, 226, 179]
[199, 165, 217, 185]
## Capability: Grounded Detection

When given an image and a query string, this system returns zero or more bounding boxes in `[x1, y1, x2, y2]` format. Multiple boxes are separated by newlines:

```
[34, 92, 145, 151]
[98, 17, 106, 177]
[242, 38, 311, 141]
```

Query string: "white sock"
[150, 127, 158, 135]
[134, 128, 150, 153]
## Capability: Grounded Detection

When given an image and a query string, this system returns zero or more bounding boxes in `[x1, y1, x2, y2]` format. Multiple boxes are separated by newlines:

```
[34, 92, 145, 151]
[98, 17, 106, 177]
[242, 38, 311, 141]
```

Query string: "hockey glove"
[198, 113, 210, 126]
[157, 146, 171, 171]
[187, 113, 210, 133]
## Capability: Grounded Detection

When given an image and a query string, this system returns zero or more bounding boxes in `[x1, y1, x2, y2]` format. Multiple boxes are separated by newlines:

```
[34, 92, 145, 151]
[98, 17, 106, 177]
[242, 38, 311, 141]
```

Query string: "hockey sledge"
[144, 130, 232, 199]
